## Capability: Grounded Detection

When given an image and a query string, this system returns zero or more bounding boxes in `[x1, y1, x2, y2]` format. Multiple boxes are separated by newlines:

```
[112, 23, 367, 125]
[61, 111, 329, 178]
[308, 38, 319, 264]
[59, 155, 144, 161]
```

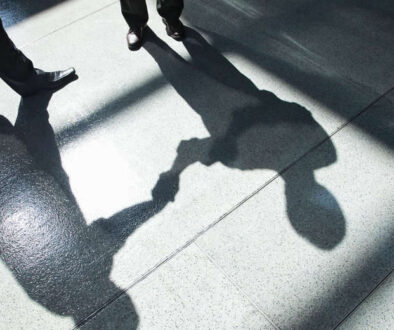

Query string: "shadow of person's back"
[0, 93, 173, 328]
[145, 27, 345, 249]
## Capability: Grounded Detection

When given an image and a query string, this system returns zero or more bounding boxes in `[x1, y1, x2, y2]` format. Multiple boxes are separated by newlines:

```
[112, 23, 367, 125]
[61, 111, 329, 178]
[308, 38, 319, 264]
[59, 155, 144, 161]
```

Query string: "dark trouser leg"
[0, 18, 35, 83]
[157, 0, 184, 22]
[120, 0, 149, 27]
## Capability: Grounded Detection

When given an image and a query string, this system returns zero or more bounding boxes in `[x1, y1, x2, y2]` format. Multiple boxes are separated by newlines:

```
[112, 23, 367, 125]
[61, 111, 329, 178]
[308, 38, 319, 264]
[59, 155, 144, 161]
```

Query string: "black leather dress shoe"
[127, 27, 144, 51]
[32, 68, 76, 93]
[1, 67, 76, 96]
[162, 18, 185, 41]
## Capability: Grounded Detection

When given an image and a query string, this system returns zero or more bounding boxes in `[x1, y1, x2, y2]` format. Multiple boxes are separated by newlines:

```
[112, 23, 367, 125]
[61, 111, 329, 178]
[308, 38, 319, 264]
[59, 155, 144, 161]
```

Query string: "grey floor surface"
[0, 0, 393, 329]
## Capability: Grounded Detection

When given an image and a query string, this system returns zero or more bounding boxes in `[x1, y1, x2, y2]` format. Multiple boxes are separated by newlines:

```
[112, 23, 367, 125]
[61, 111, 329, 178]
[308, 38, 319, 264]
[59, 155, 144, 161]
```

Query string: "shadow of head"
[285, 176, 346, 250]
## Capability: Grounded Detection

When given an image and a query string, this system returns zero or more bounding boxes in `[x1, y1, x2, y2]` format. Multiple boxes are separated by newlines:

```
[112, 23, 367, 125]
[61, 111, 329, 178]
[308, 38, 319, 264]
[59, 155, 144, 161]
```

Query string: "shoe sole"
[0, 71, 77, 96]
[128, 43, 142, 51]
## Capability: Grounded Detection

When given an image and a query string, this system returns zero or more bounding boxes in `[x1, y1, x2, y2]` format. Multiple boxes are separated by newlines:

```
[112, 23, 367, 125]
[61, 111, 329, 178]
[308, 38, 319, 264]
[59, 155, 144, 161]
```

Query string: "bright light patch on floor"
[62, 136, 145, 224]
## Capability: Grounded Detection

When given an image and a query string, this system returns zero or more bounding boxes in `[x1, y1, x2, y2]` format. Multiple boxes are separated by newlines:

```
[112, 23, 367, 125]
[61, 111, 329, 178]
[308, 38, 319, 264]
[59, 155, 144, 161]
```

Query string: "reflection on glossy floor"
[0, 0, 393, 329]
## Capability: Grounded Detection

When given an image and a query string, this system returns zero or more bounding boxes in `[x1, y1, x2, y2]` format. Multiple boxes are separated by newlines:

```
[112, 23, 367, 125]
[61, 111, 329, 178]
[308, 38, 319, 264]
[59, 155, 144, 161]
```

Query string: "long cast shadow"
[182, 0, 394, 151]
[145, 27, 345, 249]
[0, 93, 175, 328]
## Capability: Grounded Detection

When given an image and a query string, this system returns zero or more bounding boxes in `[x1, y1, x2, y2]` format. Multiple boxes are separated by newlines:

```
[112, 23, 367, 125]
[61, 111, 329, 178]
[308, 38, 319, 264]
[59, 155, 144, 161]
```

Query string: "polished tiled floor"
[0, 1, 393, 329]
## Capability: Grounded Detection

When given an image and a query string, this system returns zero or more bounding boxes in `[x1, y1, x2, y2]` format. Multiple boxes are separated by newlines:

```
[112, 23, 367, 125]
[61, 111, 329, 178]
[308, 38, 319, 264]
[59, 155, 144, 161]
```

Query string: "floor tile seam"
[192, 241, 281, 330]
[75, 87, 394, 329]
[73, 238, 198, 328]
[333, 269, 394, 329]
[188, 85, 394, 245]
[181, 86, 394, 330]
[161, 86, 394, 260]
[18, 1, 118, 49]
[73, 152, 286, 326]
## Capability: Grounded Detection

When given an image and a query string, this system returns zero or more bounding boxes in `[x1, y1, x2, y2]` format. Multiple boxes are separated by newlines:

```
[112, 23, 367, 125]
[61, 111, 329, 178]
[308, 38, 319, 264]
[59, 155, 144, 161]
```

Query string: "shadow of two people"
[0, 92, 175, 328]
[0, 26, 346, 329]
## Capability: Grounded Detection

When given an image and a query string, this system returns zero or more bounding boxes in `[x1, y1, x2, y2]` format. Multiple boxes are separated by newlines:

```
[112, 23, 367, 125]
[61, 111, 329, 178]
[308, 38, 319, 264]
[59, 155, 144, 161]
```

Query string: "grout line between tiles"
[333, 269, 394, 329]
[75, 87, 394, 328]
[193, 241, 281, 330]
[19, 1, 118, 49]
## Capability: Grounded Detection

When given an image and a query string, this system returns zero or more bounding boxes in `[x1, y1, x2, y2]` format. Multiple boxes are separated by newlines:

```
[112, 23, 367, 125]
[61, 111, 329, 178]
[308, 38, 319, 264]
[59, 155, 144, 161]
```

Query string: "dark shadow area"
[5, 0, 390, 154]
[56, 75, 167, 148]
[296, 233, 394, 329]
[0, 0, 68, 28]
[291, 90, 394, 329]
[144, 27, 345, 250]
[182, 0, 394, 150]
[0, 93, 176, 328]
[2, 0, 392, 153]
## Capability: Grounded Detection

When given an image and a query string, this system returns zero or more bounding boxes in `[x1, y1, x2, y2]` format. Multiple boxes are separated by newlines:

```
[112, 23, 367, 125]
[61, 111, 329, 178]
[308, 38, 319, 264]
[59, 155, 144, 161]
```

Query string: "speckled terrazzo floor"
[0, 1, 393, 329]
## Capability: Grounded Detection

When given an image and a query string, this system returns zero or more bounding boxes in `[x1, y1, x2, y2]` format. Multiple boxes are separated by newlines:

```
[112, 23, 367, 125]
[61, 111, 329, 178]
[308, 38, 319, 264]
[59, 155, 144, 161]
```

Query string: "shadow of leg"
[14, 92, 76, 203]
[0, 94, 140, 329]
